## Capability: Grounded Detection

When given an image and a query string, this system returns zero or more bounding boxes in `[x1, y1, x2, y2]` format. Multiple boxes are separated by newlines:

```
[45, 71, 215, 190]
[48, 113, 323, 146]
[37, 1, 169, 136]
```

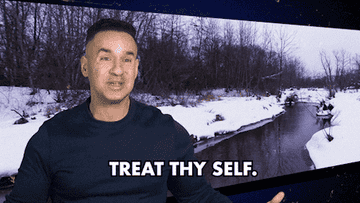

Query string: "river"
[193, 102, 323, 189]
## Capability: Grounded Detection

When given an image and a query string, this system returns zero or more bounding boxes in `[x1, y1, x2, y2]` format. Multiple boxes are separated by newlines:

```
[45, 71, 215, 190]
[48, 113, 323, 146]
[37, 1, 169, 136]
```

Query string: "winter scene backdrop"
[1, 0, 360, 199]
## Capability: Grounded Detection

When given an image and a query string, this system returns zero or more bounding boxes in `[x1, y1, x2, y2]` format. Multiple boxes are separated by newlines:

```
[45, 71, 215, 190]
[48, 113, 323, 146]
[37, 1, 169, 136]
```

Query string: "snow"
[1, 117, 49, 178]
[1, 86, 360, 178]
[305, 91, 360, 169]
[158, 96, 284, 140]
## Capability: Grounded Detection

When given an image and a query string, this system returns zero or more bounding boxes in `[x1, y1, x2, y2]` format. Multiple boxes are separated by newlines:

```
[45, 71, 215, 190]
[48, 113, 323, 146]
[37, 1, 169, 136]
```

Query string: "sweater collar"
[82, 96, 136, 127]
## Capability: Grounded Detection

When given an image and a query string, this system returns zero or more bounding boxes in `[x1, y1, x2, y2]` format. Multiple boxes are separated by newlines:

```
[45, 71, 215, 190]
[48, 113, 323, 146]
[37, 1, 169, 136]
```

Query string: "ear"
[134, 58, 139, 79]
[81, 55, 89, 78]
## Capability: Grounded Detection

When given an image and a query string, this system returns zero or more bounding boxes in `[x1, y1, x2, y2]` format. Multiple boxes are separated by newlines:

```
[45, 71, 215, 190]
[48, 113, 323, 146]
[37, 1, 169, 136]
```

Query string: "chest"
[48, 127, 175, 198]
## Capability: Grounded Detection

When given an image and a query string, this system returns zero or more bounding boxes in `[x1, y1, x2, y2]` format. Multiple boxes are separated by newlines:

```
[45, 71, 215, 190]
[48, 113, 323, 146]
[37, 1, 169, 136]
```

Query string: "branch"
[11, 109, 23, 118]
[261, 71, 283, 80]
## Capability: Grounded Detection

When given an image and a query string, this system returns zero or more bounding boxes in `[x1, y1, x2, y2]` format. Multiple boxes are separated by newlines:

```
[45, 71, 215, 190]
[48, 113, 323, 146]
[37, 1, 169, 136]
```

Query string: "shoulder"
[131, 99, 175, 127]
[43, 102, 86, 127]
[38, 102, 87, 139]
[131, 99, 191, 140]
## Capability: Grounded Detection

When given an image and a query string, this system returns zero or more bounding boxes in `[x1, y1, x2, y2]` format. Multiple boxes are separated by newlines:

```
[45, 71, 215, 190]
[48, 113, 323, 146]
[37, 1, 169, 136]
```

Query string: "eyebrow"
[97, 48, 135, 57]
[97, 48, 111, 55]
[125, 51, 135, 57]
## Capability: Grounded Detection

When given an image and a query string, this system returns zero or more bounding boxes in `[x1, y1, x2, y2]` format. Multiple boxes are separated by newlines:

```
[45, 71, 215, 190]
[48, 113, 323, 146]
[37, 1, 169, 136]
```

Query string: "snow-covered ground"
[1, 86, 360, 179]
[305, 90, 360, 169]
[158, 96, 284, 140]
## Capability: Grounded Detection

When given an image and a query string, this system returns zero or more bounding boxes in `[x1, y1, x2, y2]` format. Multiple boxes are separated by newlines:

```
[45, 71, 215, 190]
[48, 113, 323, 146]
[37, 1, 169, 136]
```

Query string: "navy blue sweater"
[5, 97, 231, 203]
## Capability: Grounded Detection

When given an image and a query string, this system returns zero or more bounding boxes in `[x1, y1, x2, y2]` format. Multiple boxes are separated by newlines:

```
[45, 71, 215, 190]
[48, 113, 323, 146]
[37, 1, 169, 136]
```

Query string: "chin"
[105, 93, 130, 104]
[91, 84, 133, 104]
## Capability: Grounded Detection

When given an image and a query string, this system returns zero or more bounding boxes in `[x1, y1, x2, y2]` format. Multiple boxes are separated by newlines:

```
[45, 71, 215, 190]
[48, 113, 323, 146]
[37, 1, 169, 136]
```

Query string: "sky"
[224, 19, 360, 77]
[280, 23, 360, 77]
[181, 14, 360, 78]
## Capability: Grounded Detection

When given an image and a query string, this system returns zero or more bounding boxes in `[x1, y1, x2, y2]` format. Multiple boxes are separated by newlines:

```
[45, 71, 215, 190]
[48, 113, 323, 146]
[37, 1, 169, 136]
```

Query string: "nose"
[110, 58, 124, 76]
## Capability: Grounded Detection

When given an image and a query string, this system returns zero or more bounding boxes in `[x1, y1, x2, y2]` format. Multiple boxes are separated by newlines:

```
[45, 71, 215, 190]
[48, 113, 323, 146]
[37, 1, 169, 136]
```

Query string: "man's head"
[85, 19, 137, 51]
[81, 19, 139, 105]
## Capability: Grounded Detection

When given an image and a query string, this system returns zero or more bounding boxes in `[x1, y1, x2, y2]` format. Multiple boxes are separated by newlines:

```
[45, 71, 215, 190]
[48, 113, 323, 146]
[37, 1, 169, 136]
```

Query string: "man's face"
[81, 31, 139, 104]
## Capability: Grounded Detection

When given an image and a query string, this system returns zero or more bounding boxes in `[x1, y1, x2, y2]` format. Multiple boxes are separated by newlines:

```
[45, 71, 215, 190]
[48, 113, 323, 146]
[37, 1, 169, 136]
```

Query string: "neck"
[89, 96, 130, 122]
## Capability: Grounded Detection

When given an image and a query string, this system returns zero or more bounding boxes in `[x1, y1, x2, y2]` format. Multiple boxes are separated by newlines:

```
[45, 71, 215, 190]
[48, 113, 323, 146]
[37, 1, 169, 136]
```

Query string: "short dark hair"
[85, 19, 137, 47]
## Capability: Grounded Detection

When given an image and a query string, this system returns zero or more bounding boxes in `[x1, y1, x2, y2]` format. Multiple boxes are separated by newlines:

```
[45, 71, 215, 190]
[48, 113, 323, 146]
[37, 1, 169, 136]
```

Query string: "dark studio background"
[9, 0, 360, 202]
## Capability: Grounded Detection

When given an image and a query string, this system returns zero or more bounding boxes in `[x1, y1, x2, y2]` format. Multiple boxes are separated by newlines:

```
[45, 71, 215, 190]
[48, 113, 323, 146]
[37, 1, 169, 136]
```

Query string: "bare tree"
[333, 49, 351, 91]
[236, 20, 258, 95]
[275, 25, 297, 91]
[352, 54, 360, 91]
[0, 0, 45, 89]
[283, 57, 304, 88]
[190, 17, 206, 63]
[202, 18, 221, 89]
[1, 0, 13, 85]
[259, 25, 278, 94]
[221, 21, 236, 89]
[320, 50, 335, 97]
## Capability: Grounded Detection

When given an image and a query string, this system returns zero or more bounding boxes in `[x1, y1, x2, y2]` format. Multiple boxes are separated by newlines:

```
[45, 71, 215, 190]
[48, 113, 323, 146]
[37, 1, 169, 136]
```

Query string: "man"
[5, 19, 284, 203]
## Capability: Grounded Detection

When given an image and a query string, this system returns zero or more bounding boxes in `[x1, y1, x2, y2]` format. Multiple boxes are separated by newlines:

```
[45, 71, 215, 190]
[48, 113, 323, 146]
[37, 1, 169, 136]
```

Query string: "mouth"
[107, 81, 124, 89]
[108, 81, 123, 85]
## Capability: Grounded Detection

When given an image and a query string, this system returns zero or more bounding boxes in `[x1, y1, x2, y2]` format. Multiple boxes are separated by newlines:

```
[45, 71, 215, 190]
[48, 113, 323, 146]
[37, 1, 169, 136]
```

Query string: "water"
[194, 103, 323, 189]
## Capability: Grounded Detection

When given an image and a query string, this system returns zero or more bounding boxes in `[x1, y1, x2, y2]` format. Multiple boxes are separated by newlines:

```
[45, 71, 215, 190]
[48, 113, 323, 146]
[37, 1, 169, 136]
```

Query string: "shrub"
[44, 104, 64, 118]
[11, 109, 29, 125]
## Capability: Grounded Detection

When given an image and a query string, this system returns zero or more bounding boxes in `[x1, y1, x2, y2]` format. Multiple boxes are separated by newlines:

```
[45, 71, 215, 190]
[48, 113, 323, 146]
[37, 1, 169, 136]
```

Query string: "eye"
[124, 59, 132, 62]
[100, 57, 111, 61]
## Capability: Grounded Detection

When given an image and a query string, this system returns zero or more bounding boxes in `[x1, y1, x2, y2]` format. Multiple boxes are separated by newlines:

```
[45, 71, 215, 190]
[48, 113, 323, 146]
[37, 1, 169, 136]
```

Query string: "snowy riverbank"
[158, 95, 285, 140]
[1, 86, 360, 178]
[305, 90, 360, 169]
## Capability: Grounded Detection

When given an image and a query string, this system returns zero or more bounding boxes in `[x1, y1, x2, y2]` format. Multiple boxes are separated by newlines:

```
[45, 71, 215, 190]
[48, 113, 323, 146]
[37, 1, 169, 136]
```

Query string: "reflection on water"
[194, 103, 323, 189]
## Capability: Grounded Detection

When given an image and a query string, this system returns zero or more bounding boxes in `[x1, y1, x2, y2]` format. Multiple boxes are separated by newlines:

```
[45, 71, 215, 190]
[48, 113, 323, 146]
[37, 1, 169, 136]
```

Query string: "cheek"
[130, 65, 138, 77]
[89, 67, 106, 81]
